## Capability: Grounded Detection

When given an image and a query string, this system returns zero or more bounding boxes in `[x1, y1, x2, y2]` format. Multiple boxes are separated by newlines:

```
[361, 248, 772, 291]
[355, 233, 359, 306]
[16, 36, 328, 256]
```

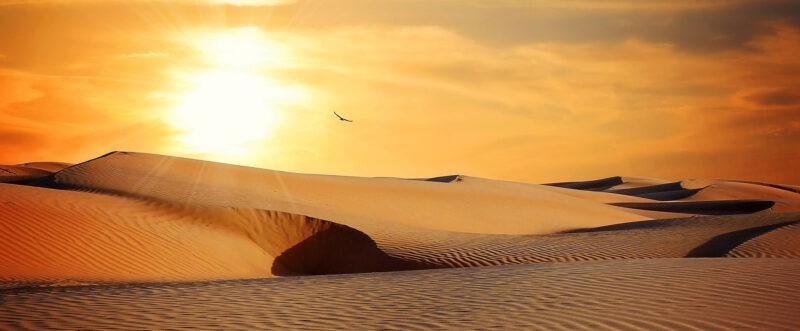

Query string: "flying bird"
[334, 111, 353, 122]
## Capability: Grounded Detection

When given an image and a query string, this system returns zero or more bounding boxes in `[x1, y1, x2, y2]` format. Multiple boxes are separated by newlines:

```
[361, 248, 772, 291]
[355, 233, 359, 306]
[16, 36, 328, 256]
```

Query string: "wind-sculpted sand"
[1, 152, 799, 329]
[2, 259, 798, 330]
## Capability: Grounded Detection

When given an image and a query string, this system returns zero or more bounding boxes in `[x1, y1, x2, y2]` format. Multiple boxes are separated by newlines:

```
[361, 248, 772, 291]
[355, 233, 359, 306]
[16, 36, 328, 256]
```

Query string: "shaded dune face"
[727, 223, 800, 258]
[269, 221, 430, 275]
[225, 208, 431, 276]
[607, 181, 703, 201]
[545, 176, 624, 191]
[0, 162, 72, 184]
[612, 200, 776, 215]
[0, 165, 53, 184]
[553, 176, 800, 213]
[15, 162, 72, 173]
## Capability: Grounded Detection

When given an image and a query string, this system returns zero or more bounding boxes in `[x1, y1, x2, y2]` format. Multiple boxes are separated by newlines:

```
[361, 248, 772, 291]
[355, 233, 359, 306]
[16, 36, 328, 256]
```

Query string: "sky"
[0, 0, 799, 184]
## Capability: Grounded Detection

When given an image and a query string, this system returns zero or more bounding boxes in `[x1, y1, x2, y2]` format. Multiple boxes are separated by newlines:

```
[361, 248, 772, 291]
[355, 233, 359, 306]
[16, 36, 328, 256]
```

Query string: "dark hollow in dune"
[271, 224, 433, 276]
[635, 189, 703, 201]
[544, 176, 624, 191]
[611, 200, 775, 215]
[686, 221, 800, 257]
[606, 182, 703, 201]
[423, 175, 463, 183]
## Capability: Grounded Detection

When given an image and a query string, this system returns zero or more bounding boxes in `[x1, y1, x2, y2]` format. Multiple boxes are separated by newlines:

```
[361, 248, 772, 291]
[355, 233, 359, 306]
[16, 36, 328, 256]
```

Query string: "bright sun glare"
[168, 27, 298, 157]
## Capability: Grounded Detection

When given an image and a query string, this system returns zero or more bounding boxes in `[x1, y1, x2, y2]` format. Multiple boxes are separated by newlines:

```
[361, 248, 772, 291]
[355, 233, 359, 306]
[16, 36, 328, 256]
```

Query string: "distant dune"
[1, 151, 799, 329]
[0, 162, 70, 184]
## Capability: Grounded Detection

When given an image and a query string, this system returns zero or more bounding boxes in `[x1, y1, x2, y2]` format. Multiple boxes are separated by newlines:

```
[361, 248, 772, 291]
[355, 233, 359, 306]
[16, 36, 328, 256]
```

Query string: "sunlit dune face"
[167, 27, 300, 157]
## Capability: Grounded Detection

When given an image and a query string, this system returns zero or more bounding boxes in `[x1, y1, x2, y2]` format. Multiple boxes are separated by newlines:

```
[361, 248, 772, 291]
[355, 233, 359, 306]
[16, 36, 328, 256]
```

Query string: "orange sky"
[1, 0, 799, 184]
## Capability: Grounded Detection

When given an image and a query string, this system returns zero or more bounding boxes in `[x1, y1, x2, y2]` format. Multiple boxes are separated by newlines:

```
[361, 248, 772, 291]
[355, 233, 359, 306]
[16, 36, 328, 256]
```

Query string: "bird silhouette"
[334, 111, 353, 122]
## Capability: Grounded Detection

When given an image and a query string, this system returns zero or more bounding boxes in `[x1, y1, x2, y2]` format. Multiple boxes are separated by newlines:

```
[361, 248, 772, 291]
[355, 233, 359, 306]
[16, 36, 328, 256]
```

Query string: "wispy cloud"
[466, 0, 758, 10]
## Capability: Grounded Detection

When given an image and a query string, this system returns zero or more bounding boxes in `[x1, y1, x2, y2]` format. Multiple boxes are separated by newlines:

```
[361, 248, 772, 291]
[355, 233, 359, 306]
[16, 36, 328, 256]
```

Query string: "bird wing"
[334, 111, 344, 119]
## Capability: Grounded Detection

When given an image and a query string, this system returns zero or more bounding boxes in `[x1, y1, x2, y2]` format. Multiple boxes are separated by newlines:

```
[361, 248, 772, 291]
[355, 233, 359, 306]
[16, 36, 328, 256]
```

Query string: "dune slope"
[0, 183, 422, 281]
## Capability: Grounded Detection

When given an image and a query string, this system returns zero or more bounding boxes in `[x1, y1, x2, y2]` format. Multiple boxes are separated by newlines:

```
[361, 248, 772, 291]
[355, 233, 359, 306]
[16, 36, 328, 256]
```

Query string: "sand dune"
[545, 175, 625, 190]
[0, 151, 798, 282]
[1, 162, 70, 184]
[370, 213, 799, 268]
[612, 200, 776, 215]
[0, 165, 51, 183]
[48, 152, 653, 234]
[0, 183, 270, 281]
[0, 183, 422, 281]
[2, 259, 798, 330]
[1, 152, 799, 329]
[15, 162, 72, 173]
[607, 181, 702, 201]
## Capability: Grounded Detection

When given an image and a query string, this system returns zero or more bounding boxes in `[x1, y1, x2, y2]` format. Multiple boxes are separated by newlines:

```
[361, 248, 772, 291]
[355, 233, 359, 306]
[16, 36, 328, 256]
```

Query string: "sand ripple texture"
[727, 222, 800, 258]
[1, 259, 798, 330]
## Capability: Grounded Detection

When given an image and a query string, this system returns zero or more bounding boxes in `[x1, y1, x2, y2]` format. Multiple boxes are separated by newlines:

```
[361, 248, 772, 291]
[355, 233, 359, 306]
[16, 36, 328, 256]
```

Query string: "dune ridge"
[46, 151, 653, 234]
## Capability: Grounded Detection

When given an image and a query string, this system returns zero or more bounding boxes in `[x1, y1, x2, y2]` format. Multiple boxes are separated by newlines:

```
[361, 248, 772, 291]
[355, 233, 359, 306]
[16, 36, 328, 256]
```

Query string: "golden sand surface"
[2, 259, 798, 330]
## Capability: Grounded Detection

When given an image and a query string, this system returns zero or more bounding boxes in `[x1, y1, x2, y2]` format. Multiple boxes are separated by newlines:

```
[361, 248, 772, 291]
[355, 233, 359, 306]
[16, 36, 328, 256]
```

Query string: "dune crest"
[48, 151, 652, 234]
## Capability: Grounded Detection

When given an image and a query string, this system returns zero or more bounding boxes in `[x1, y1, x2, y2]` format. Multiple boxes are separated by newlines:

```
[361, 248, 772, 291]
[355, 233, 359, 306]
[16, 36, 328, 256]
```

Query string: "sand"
[2, 259, 798, 330]
[1, 151, 799, 329]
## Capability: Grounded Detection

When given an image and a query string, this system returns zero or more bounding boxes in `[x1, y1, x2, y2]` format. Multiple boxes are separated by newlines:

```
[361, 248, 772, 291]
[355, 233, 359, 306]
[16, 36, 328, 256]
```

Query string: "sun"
[167, 27, 299, 157]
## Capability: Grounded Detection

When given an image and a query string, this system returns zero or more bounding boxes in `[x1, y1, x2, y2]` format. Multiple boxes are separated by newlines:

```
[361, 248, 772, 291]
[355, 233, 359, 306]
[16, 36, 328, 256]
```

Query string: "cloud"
[0, 67, 176, 164]
[3, 0, 797, 56]
[259, 22, 800, 182]
[248, 0, 800, 52]
[0, 127, 50, 162]
[465, 0, 758, 10]
[0, 70, 43, 108]
[742, 89, 800, 107]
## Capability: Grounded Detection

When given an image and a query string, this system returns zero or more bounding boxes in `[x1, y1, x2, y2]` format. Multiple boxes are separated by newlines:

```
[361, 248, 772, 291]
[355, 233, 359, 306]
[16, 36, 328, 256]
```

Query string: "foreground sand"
[1, 152, 799, 329]
[2, 259, 798, 330]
